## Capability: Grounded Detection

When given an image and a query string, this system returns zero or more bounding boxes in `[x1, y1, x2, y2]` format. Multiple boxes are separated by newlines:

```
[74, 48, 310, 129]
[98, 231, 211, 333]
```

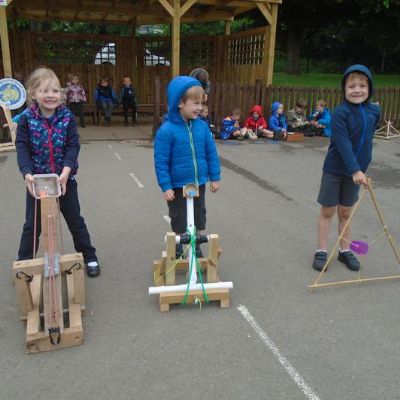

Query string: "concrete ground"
[1, 124, 400, 400]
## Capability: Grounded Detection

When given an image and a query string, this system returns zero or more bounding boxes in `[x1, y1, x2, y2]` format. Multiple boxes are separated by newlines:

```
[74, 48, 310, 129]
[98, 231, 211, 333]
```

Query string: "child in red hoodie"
[244, 105, 274, 139]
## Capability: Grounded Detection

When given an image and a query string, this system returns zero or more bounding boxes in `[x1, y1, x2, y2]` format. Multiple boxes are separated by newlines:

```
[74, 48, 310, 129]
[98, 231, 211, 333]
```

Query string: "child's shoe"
[338, 251, 360, 271]
[86, 261, 101, 277]
[312, 251, 327, 271]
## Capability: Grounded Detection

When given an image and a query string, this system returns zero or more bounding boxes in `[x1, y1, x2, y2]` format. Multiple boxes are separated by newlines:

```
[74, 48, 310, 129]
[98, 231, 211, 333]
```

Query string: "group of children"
[64, 74, 138, 126]
[219, 99, 331, 141]
[13, 63, 380, 280]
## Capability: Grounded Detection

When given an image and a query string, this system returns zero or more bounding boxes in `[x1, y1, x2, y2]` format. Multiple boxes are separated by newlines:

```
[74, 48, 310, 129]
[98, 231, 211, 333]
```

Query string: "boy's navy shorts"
[168, 184, 206, 233]
[317, 172, 360, 207]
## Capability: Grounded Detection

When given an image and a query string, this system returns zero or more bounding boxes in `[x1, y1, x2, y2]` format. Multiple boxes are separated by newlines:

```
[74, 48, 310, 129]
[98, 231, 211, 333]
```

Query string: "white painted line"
[129, 173, 144, 188]
[114, 152, 122, 160]
[163, 215, 171, 224]
[237, 305, 320, 400]
[108, 144, 113, 150]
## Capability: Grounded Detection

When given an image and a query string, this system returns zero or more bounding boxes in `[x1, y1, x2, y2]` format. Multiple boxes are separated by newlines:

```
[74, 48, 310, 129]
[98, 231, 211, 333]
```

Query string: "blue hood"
[167, 76, 202, 123]
[341, 64, 374, 100]
[271, 101, 282, 115]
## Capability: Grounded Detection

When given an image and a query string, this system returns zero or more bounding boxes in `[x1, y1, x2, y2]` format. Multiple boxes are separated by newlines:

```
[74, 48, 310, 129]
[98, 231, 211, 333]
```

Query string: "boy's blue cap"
[342, 64, 374, 100]
[167, 76, 202, 123]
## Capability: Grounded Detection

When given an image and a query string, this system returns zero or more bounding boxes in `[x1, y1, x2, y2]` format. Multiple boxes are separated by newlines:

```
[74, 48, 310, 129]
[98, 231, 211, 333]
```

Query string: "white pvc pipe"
[186, 196, 197, 286]
[149, 281, 233, 295]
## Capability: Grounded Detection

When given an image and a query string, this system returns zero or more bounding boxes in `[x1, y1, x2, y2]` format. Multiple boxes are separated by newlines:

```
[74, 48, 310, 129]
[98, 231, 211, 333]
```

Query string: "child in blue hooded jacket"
[268, 102, 288, 140]
[308, 100, 331, 137]
[312, 65, 380, 272]
[154, 76, 221, 258]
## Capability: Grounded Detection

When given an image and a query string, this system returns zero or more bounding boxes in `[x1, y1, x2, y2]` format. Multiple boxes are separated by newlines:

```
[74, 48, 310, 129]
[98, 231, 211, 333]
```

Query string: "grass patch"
[273, 73, 400, 88]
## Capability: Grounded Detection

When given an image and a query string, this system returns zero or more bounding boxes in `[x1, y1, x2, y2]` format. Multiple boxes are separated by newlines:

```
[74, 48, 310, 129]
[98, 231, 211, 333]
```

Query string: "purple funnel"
[350, 240, 369, 255]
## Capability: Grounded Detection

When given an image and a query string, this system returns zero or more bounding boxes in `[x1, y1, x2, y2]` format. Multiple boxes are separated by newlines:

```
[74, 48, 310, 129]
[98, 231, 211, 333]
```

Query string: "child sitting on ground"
[94, 77, 117, 124]
[244, 105, 273, 139]
[268, 102, 288, 140]
[199, 104, 216, 138]
[308, 100, 331, 137]
[221, 108, 248, 140]
[154, 76, 221, 258]
[287, 99, 315, 136]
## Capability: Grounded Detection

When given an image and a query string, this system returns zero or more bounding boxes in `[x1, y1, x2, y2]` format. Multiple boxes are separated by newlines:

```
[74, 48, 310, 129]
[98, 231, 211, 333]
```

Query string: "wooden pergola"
[0, 0, 281, 85]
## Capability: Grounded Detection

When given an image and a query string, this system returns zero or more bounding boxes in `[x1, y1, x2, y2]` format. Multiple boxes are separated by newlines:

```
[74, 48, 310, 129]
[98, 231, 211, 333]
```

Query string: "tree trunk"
[286, 27, 301, 74]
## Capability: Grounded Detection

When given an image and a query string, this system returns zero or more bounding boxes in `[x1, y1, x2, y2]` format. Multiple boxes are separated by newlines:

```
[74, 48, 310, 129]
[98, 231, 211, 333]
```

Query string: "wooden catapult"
[149, 183, 232, 312]
[13, 174, 85, 353]
[374, 119, 400, 140]
[0, 104, 16, 152]
[309, 182, 400, 292]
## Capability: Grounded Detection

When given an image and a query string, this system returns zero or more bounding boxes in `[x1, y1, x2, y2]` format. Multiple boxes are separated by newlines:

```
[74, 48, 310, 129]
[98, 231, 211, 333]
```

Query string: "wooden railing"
[153, 77, 400, 133]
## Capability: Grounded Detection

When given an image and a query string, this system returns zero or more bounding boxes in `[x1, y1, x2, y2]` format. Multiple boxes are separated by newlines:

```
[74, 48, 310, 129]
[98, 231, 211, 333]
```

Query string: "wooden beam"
[256, 2, 272, 25]
[171, 0, 180, 77]
[262, 2, 278, 86]
[0, 7, 12, 77]
[179, 0, 197, 17]
[158, 0, 174, 17]
[224, 20, 231, 35]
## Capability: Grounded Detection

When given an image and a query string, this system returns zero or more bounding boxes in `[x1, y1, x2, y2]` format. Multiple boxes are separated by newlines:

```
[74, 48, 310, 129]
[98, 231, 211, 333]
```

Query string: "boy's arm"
[318, 110, 331, 126]
[15, 114, 33, 177]
[81, 86, 87, 103]
[63, 116, 80, 170]
[268, 116, 281, 132]
[331, 110, 361, 174]
[222, 118, 235, 134]
[205, 127, 221, 182]
[154, 128, 173, 191]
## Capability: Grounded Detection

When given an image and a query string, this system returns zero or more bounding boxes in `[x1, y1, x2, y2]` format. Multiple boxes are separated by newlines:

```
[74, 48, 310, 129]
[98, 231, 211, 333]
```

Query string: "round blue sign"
[0, 78, 26, 110]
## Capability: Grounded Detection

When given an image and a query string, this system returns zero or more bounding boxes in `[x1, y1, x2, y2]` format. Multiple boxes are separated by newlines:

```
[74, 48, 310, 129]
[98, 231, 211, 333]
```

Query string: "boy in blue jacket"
[309, 100, 331, 137]
[154, 76, 221, 258]
[312, 65, 380, 272]
[268, 102, 288, 140]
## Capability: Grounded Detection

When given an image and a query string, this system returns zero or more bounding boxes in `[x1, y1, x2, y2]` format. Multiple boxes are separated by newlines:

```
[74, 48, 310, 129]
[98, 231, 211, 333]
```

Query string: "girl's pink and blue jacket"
[15, 104, 80, 178]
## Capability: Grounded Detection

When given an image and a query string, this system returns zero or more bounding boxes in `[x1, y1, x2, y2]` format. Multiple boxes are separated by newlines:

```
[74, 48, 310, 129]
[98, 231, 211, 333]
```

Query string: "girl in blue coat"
[154, 76, 221, 258]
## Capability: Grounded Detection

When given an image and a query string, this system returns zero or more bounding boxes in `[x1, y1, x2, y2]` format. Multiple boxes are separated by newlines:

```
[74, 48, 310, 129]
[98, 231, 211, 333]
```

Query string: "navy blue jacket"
[154, 76, 220, 192]
[323, 65, 380, 177]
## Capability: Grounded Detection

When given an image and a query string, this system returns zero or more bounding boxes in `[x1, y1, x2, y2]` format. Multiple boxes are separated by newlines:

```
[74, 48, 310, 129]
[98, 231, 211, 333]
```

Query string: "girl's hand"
[352, 171, 369, 187]
[163, 189, 175, 201]
[210, 181, 220, 193]
[25, 174, 36, 197]
[58, 167, 71, 195]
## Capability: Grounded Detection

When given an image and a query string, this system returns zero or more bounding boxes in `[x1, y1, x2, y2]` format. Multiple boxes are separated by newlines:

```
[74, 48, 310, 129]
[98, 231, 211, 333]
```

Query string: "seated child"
[268, 102, 288, 140]
[308, 100, 331, 137]
[64, 73, 87, 128]
[199, 104, 216, 138]
[221, 108, 248, 141]
[94, 77, 117, 124]
[244, 105, 273, 139]
[119, 76, 137, 125]
[287, 99, 315, 136]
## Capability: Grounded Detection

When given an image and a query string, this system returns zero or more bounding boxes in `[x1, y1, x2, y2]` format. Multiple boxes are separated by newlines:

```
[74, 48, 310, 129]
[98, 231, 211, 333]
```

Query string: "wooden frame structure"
[152, 232, 230, 312]
[12, 185, 85, 353]
[309, 183, 400, 292]
[0, 104, 16, 152]
[0, 0, 282, 85]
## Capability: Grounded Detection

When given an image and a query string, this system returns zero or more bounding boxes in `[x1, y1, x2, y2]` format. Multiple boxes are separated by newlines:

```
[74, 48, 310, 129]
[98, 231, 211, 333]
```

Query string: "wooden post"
[224, 21, 231, 36]
[165, 232, 176, 285]
[172, 0, 181, 77]
[0, 6, 12, 77]
[260, 3, 278, 86]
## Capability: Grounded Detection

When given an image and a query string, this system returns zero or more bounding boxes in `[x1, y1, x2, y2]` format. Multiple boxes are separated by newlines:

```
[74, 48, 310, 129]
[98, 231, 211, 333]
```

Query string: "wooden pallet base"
[159, 288, 230, 312]
[0, 143, 15, 152]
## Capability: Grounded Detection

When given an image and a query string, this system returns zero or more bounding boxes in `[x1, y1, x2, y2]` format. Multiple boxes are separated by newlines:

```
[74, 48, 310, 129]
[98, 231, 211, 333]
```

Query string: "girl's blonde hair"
[25, 67, 61, 106]
[181, 85, 206, 104]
